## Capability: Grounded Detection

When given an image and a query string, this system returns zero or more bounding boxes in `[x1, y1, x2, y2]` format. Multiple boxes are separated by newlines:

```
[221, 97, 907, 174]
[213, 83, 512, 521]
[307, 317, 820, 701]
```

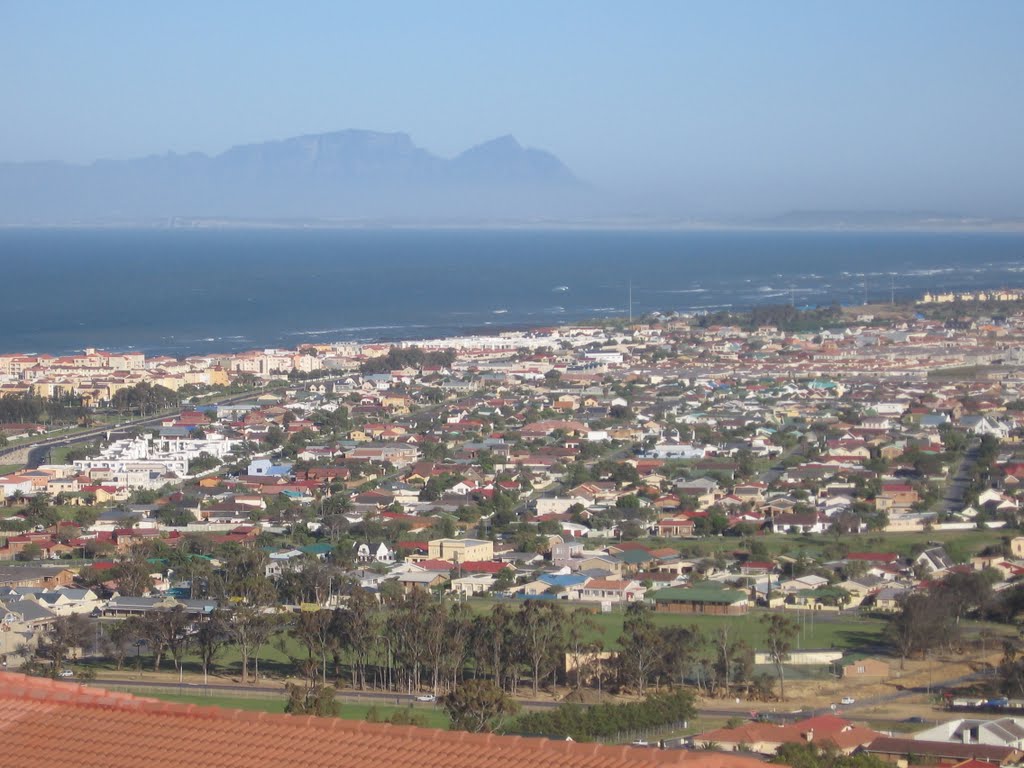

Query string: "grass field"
[464, 599, 887, 651]
[133, 690, 450, 728]
[598, 529, 1012, 563]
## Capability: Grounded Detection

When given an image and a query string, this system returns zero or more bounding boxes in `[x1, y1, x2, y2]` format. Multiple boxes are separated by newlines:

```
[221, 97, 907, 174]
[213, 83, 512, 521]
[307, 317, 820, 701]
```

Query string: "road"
[91, 676, 562, 709]
[88, 666, 985, 722]
[936, 438, 980, 513]
[0, 379, 348, 471]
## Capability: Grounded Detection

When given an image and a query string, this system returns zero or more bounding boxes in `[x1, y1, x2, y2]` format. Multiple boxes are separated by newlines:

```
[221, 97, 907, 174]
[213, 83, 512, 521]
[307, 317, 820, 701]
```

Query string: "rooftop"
[0, 673, 772, 768]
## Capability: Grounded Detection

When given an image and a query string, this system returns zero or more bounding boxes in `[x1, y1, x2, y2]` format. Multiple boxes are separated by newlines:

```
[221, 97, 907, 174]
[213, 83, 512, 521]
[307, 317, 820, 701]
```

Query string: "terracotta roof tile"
[0, 673, 776, 768]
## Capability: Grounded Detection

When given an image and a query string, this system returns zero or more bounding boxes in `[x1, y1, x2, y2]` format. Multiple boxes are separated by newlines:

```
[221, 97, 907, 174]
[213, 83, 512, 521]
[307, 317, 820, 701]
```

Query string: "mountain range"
[0, 130, 588, 224]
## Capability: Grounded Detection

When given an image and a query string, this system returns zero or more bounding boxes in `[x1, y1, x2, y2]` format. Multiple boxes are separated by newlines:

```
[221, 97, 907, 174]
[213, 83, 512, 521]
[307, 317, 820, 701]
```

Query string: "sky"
[2, 1, 1023, 218]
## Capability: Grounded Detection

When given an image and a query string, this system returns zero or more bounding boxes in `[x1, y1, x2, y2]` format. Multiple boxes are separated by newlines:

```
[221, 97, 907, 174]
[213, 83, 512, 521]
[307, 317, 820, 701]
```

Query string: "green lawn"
[465, 599, 887, 651]
[614, 529, 1010, 563]
[591, 608, 886, 651]
[138, 690, 450, 728]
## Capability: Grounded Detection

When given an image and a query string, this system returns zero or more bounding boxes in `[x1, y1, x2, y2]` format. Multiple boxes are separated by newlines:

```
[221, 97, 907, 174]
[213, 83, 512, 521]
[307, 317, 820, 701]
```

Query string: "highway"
[0, 378, 348, 471]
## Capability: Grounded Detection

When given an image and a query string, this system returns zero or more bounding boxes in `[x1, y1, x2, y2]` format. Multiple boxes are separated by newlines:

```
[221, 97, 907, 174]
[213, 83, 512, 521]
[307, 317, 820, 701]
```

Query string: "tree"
[290, 609, 334, 685]
[195, 610, 231, 683]
[443, 679, 518, 733]
[111, 557, 155, 597]
[565, 608, 600, 689]
[188, 451, 221, 475]
[761, 613, 798, 700]
[104, 618, 143, 671]
[618, 602, 664, 693]
[284, 682, 338, 717]
[333, 585, 378, 690]
[137, 606, 191, 673]
[660, 624, 703, 688]
[886, 592, 954, 668]
[518, 601, 565, 695]
[227, 605, 282, 684]
[934, 570, 994, 625]
[16, 542, 43, 562]
[34, 615, 92, 673]
[512, 688, 695, 741]
[772, 742, 890, 768]
[711, 624, 753, 696]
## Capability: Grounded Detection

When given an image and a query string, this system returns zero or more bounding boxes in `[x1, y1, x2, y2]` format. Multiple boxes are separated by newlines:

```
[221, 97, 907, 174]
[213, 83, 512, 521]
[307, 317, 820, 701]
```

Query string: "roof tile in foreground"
[0, 673, 775, 768]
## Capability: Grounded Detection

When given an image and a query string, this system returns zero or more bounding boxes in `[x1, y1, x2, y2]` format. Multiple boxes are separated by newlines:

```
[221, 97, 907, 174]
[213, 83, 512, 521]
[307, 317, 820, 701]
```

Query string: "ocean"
[1, 227, 1022, 356]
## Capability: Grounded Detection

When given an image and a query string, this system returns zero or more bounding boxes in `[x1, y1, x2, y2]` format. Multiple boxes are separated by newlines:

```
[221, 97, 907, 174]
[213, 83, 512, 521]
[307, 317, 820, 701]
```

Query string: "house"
[916, 546, 955, 575]
[960, 416, 1011, 439]
[652, 584, 749, 615]
[576, 554, 623, 576]
[246, 459, 292, 477]
[691, 715, 880, 755]
[1011, 537, 1024, 560]
[872, 585, 913, 612]
[355, 542, 395, 565]
[24, 588, 102, 617]
[915, 719, 1024, 750]
[394, 571, 448, 594]
[427, 538, 494, 564]
[864, 736, 1021, 766]
[576, 578, 646, 604]
[0, 565, 75, 590]
[450, 573, 496, 597]
[103, 595, 219, 619]
[875, 483, 920, 512]
[841, 656, 890, 679]
[656, 516, 696, 538]
[771, 511, 827, 534]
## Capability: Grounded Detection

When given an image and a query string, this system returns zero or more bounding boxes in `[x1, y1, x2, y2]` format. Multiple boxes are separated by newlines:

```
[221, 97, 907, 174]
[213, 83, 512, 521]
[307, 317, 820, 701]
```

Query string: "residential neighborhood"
[3, 301, 1024, 763]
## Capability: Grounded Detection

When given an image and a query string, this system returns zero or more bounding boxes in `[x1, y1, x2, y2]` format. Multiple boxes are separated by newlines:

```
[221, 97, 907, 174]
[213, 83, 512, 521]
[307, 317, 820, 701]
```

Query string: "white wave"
[905, 267, 958, 277]
[289, 324, 427, 337]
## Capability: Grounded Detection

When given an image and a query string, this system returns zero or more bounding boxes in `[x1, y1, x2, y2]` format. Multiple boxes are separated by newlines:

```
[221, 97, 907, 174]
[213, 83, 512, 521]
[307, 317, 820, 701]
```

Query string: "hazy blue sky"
[2, 2, 1022, 217]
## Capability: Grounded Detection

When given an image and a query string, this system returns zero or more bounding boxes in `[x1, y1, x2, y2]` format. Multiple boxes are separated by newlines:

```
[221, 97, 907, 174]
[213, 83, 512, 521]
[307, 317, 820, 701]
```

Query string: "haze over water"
[2, 228, 1022, 356]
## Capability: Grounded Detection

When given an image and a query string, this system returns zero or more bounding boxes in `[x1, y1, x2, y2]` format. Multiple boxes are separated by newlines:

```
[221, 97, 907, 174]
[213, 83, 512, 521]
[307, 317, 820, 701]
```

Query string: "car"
[58, 669, 74, 678]
[840, 696, 855, 705]
[415, 694, 436, 703]
[904, 716, 925, 724]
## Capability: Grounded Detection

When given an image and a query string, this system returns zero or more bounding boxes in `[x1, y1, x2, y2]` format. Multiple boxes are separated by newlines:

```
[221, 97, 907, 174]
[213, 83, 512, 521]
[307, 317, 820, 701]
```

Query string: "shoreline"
[0, 293, 1010, 362]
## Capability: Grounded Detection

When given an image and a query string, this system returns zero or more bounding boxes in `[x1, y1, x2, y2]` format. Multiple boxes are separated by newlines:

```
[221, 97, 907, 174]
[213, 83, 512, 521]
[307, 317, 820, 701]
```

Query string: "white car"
[58, 669, 74, 678]
[416, 694, 436, 703]
[840, 696, 855, 705]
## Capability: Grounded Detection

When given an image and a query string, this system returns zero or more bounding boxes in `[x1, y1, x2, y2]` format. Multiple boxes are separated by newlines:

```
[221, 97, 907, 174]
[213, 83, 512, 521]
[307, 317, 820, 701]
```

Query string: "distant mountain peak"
[453, 135, 576, 185]
[0, 129, 586, 224]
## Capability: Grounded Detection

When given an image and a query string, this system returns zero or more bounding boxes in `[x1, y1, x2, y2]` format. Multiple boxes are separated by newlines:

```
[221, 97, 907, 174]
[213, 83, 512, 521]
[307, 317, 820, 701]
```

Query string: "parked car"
[58, 669, 74, 678]
[840, 696, 855, 705]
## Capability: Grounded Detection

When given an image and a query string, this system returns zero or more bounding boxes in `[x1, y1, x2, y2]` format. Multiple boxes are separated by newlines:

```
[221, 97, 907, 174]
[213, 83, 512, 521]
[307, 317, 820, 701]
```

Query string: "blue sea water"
[0, 228, 1022, 356]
